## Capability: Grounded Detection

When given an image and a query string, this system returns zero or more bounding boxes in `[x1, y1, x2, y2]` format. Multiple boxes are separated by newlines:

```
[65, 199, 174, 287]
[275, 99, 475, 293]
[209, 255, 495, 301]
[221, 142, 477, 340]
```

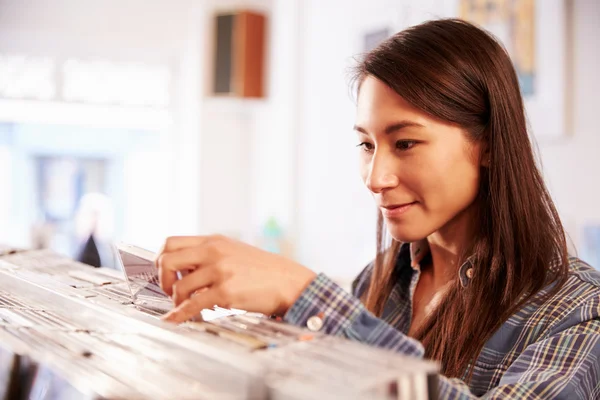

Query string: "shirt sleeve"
[284, 273, 600, 399]
[284, 272, 424, 356]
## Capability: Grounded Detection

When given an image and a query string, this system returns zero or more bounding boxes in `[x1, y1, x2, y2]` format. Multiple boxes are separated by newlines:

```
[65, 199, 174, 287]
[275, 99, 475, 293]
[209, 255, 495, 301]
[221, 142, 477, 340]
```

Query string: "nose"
[365, 151, 399, 194]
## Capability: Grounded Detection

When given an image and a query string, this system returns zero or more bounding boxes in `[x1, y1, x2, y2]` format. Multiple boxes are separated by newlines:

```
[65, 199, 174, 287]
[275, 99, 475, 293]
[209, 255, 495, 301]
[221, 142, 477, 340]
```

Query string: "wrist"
[276, 263, 317, 316]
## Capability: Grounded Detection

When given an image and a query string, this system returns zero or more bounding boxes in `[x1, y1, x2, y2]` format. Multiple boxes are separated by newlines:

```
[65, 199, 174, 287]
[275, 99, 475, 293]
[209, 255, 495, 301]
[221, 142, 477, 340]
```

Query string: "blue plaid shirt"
[285, 242, 600, 398]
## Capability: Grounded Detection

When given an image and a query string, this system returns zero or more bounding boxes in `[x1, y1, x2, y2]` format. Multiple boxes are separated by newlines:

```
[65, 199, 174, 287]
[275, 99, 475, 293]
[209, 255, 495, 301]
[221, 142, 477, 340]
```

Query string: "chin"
[386, 221, 428, 243]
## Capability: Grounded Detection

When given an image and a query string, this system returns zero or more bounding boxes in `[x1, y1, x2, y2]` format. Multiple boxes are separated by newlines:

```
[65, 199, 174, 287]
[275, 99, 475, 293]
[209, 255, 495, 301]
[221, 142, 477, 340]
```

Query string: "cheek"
[423, 149, 481, 211]
[386, 156, 480, 242]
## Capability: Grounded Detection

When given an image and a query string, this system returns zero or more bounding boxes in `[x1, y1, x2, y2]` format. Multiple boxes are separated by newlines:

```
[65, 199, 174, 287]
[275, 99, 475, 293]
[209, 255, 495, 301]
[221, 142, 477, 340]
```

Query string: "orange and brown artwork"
[460, 0, 535, 96]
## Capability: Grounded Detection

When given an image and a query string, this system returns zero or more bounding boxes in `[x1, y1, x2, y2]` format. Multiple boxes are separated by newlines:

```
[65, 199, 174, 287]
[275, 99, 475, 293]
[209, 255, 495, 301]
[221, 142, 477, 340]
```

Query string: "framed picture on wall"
[356, 0, 570, 139]
[459, 0, 571, 140]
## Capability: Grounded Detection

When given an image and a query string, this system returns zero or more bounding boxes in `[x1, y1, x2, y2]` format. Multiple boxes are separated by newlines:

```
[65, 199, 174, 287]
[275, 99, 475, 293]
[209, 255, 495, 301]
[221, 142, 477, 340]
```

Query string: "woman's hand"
[155, 235, 317, 323]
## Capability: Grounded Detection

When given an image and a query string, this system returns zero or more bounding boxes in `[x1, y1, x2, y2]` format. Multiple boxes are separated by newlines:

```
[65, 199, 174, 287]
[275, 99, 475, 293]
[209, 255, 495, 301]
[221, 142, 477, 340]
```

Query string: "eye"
[396, 140, 417, 151]
[356, 142, 374, 152]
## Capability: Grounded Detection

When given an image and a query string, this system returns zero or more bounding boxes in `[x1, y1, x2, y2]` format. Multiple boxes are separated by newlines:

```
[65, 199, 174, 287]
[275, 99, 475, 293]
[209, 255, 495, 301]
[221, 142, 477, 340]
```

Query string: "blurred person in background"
[155, 19, 600, 398]
[74, 192, 116, 269]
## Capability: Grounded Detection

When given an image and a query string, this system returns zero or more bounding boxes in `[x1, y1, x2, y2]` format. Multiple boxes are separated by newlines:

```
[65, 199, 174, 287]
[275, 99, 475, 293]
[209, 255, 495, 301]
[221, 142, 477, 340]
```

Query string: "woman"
[156, 19, 600, 398]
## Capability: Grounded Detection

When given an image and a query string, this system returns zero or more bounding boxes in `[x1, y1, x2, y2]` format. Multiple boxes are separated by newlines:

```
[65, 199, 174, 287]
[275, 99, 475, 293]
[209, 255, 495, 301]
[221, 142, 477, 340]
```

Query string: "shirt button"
[466, 268, 473, 279]
[307, 315, 324, 331]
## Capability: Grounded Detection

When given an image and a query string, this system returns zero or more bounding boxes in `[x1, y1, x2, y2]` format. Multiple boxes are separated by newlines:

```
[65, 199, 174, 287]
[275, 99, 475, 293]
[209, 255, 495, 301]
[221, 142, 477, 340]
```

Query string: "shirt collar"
[409, 240, 430, 270]
[403, 240, 474, 288]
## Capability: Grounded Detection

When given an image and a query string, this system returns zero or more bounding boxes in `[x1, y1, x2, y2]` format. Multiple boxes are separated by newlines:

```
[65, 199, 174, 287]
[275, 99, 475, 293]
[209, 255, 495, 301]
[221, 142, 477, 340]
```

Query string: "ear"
[480, 143, 491, 168]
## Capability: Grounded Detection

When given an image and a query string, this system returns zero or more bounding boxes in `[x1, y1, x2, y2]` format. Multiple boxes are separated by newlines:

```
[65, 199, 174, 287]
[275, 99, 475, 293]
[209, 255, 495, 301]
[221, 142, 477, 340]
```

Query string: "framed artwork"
[460, 0, 536, 96]
[459, 0, 570, 140]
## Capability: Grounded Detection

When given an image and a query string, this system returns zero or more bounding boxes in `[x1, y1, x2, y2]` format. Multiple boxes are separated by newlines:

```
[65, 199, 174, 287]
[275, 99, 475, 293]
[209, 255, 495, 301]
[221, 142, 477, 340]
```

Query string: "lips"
[380, 202, 417, 218]
[381, 202, 415, 209]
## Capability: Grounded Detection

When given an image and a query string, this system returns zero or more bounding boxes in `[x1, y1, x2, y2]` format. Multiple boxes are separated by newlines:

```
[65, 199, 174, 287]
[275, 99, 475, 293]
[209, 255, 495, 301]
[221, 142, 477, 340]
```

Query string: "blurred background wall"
[0, 0, 598, 281]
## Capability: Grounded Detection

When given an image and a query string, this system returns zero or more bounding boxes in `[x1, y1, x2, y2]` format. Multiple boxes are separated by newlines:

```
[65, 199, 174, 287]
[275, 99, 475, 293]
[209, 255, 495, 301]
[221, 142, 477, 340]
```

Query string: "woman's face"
[355, 76, 484, 243]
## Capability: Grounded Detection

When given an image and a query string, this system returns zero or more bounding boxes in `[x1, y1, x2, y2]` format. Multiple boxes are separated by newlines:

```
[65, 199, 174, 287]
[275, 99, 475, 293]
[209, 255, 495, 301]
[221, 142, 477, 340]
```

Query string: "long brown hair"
[353, 19, 569, 380]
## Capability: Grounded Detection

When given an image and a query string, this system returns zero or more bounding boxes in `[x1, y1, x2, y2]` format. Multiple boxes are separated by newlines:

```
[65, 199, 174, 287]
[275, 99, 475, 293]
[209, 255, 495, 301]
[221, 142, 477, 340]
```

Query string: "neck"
[426, 204, 477, 289]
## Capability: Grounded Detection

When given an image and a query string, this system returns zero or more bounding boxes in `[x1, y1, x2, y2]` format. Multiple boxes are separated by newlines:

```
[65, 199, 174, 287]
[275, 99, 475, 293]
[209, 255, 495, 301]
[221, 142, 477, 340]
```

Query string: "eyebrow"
[353, 121, 424, 135]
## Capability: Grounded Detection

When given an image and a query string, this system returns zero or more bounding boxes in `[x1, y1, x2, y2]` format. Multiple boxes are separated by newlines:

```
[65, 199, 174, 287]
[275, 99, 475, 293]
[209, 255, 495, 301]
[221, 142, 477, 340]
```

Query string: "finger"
[157, 246, 215, 297]
[161, 288, 220, 324]
[160, 235, 221, 254]
[171, 267, 217, 307]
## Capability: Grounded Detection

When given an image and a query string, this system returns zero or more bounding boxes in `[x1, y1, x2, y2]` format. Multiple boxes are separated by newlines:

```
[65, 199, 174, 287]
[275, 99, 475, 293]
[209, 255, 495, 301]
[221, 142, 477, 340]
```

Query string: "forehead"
[356, 76, 430, 127]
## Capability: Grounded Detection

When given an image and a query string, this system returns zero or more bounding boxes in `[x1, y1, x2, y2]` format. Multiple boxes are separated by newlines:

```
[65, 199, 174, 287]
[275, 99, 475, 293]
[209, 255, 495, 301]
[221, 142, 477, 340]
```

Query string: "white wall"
[0, 0, 192, 59]
[250, 0, 301, 244]
[190, 0, 300, 247]
[538, 0, 600, 256]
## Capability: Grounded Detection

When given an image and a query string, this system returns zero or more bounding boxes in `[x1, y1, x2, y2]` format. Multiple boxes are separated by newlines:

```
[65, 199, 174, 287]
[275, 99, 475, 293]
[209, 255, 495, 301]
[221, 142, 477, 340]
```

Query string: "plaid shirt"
[285, 242, 600, 399]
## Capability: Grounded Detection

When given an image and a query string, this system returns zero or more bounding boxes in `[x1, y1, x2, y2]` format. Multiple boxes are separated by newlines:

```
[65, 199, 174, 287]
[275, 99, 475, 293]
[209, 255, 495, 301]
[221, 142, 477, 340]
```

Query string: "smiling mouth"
[380, 202, 417, 218]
